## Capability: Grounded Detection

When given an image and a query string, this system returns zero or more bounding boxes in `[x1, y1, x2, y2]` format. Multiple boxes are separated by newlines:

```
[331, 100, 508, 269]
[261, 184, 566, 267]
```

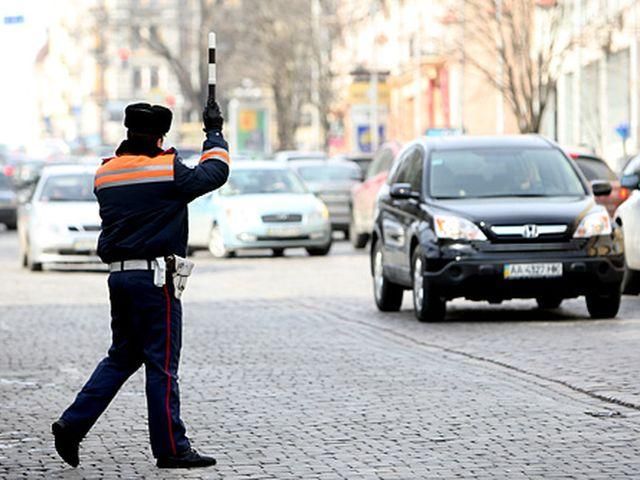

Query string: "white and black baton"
[208, 32, 216, 101]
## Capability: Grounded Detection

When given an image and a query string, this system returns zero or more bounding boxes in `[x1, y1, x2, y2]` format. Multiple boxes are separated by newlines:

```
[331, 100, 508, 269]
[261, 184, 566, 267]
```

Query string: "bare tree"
[223, 0, 316, 149]
[462, 0, 572, 133]
[141, 0, 236, 116]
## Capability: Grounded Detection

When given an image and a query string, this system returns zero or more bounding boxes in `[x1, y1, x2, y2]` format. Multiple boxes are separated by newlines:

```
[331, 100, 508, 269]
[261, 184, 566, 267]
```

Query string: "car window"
[0, 173, 11, 189]
[391, 147, 423, 191]
[575, 157, 616, 181]
[623, 155, 640, 175]
[429, 148, 586, 199]
[295, 164, 360, 182]
[39, 174, 96, 202]
[220, 169, 308, 196]
[367, 149, 394, 178]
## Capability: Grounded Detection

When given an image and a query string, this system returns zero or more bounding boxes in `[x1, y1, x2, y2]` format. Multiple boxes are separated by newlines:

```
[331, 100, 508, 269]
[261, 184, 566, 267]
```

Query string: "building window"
[133, 68, 142, 90]
[150, 66, 159, 88]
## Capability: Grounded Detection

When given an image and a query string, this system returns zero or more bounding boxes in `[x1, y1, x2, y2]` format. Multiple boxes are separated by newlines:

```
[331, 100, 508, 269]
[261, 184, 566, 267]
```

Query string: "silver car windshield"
[295, 165, 360, 182]
[430, 148, 586, 199]
[220, 169, 307, 196]
[39, 174, 96, 202]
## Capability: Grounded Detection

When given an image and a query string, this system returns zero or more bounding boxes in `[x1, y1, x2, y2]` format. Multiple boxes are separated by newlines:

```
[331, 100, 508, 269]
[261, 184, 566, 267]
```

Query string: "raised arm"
[174, 100, 230, 202]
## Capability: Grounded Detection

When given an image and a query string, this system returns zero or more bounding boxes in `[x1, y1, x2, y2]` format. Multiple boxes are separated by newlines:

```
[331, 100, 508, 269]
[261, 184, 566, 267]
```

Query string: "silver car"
[188, 161, 332, 257]
[289, 160, 363, 238]
[18, 165, 101, 271]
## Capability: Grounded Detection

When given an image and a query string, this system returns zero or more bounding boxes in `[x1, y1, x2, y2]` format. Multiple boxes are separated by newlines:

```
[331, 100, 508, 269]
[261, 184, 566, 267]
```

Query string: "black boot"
[156, 448, 217, 469]
[51, 419, 81, 468]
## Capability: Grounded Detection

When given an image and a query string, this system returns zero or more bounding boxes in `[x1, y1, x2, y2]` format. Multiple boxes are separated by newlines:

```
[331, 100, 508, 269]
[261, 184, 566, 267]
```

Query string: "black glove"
[203, 98, 224, 131]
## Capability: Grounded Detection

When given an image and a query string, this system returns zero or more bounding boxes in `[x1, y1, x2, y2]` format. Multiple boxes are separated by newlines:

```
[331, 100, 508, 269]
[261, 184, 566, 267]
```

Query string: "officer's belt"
[109, 259, 154, 272]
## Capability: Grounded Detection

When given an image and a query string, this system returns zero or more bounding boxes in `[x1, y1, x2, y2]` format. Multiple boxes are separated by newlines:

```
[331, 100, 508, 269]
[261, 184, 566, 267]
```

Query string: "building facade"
[549, 0, 639, 168]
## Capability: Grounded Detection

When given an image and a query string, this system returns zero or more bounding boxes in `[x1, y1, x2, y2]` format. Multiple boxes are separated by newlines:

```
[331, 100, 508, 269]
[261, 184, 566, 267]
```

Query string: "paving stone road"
[1, 231, 640, 479]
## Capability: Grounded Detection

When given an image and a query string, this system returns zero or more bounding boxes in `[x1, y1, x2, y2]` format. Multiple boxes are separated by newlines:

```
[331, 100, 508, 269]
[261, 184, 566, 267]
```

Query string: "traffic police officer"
[51, 99, 230, 469]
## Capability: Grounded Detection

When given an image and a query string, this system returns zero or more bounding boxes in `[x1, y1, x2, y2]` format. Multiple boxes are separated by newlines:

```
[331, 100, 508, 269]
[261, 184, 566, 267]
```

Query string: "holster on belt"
[165, 254, 195, 299]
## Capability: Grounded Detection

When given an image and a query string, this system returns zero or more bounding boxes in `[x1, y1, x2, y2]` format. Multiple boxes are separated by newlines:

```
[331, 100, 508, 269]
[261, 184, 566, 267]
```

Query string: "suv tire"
[372, 239, 403, 311]
[585, 290, 621, 319]
[411, 246, 445, 322]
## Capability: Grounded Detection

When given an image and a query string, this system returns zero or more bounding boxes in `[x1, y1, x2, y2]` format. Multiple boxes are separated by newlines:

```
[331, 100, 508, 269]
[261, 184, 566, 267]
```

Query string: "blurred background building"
[2, 0, 640, 166]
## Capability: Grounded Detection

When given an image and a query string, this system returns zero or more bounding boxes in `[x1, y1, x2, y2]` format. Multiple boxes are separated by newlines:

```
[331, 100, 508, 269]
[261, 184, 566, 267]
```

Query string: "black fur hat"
[124, 103, 172, 136]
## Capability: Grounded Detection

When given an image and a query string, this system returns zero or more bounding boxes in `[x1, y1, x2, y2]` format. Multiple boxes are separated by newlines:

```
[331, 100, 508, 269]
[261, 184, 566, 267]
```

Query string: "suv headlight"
[434, 214, 487, 241]
[573, 210, 612, 238]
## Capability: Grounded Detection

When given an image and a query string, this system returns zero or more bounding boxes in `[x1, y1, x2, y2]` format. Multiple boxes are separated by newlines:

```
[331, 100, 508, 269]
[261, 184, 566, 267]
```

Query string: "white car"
[18, 165, 101, 271]
[618, 161, 640, 293]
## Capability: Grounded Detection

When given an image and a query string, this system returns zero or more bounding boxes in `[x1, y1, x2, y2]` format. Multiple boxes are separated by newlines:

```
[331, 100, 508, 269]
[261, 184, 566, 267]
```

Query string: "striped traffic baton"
[208, 31, 216, 101]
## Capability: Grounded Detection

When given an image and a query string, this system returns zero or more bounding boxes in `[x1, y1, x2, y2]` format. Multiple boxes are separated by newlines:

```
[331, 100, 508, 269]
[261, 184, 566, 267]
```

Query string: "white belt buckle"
[153, 257, 166, 287]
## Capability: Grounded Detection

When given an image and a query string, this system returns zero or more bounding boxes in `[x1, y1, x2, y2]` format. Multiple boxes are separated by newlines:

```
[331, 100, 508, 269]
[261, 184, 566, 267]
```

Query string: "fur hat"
[124, 103, 172, 136]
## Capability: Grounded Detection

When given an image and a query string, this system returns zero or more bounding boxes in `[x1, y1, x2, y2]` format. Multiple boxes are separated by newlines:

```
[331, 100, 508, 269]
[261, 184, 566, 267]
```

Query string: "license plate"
[267, 227, 301, 238]
[74, 240, 97, 251]
[504, 263, 562, 279]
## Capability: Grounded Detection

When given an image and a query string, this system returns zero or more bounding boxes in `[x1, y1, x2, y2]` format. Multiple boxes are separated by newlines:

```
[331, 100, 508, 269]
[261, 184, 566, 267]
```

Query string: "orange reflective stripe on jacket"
[200, 147, 230, 165]
[95, 154, 175, 190]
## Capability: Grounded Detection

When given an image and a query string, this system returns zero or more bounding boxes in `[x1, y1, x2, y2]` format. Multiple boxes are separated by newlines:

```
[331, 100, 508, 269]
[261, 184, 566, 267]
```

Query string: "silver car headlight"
[309, 203, 329, 222]
[573, 209, 612, 238]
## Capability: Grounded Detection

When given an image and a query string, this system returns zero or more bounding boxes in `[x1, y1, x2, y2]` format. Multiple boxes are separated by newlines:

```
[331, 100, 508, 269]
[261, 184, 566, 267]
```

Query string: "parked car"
[332, 153, 374, 177]
[566, 149, 628, 217]
[349, 142, 401, 249]
[616, 159, 640, 294]
[273, 151, 327, 163]
[0, 172, 17, 229]
[188, 161, 332, 257]
[18, 165, 101, 271]
[371, 135, 624, 321]
[289, 160, 362, 238]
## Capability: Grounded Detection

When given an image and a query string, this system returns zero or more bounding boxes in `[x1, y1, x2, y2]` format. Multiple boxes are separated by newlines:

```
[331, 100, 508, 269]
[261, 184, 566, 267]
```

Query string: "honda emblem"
[522, 224, 539, 239]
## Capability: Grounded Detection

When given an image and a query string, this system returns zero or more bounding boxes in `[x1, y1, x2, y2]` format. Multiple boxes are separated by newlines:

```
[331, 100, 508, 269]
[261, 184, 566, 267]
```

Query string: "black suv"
[371, 136, 624, 321]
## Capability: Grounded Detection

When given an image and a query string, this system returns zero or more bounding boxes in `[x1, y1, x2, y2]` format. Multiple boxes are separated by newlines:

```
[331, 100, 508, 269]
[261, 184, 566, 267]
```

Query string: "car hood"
[32, 201, 101, 227]
[433, 196, 595, 226]
[220, 193, 323, 213]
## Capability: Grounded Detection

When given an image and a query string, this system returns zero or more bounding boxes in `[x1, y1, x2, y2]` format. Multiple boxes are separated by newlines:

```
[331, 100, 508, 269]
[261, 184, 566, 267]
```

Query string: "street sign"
[3, 15, 24, 25]
[615, 122, 630, 140]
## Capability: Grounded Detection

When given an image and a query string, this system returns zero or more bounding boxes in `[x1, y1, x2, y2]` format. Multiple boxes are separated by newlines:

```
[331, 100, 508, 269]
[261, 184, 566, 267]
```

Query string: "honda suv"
[371, 136, 624, 321]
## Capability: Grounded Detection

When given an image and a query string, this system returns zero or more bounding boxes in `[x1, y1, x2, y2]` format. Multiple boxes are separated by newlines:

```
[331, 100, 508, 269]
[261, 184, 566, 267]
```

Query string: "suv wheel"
[536, 297, 563, 309]
[585, 290, 621, 319]
[372, 239, 403, 311]
[412, 247, 445, 322]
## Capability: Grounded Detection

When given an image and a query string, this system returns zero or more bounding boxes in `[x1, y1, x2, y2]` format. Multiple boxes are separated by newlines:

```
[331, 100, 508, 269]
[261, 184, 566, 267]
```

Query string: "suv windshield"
[429, 148, 586, 199]
[40, 174, 96, 202]
[220, 169, 307, 196]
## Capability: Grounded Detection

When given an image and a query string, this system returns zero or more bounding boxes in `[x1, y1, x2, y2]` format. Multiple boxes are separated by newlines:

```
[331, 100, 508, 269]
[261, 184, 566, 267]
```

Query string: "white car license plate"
[267, 227, 301, 238]
[504, 263, 562, 279]
[74, 240, 97, 251]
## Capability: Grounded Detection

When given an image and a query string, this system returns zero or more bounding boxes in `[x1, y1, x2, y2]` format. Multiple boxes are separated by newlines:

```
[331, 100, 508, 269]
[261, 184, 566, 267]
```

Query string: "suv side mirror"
[389, 183, 420, 200]
[620, 174, 640, 190]
[591, 180, 612, 197]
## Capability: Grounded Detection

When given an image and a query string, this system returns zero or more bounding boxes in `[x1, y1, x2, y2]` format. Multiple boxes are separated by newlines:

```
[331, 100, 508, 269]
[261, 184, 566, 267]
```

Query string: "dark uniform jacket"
[94, 130, 230, 263]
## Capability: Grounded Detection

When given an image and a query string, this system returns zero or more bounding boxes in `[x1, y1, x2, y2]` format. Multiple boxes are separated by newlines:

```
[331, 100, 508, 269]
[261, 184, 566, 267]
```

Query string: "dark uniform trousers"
[61, 270, 190, 458]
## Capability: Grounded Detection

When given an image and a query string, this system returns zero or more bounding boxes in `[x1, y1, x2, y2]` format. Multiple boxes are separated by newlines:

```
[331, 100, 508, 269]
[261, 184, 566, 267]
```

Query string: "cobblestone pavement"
[1, 230, 640, 479]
